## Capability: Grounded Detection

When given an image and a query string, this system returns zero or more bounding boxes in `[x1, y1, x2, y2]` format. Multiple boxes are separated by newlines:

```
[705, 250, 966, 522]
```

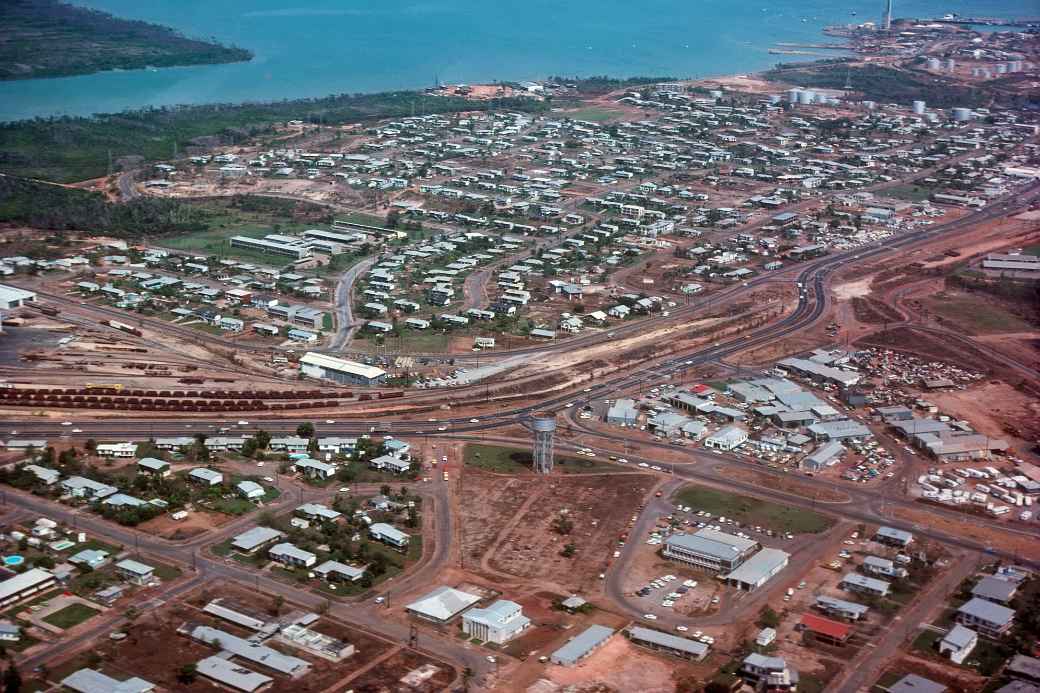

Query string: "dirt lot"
[722, 468, 852, 504]
[139, 510, 232, 540]
[536, 633, 717, 693]
[348, 648, 456, 692]
[889, 506, 1040, 561]
[927, 382, 1040, 460]
[459, 469, 654, 593]
[879, 653, 989, 693]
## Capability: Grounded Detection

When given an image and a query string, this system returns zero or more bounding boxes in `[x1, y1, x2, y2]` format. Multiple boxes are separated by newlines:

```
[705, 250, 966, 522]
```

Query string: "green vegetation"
[0, 0, 251, 82]
[0, 176, 211, 238]
[463, 444, 532, 473]
[763, 62, 997, 108]
[563, 107, 628, 123]
[880, 183, 934, 203]
[0, 91, 547, 182]
[674, 485, 834, 534]
[42, 603, 100, 629]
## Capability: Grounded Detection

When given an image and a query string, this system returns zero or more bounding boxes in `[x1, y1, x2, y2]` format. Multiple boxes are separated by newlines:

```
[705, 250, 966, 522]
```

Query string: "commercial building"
[0, 568, 56, 609]
[550, 625, 615, 666]
[956, 597, 1015, 637]
[461, 600, 531, 644]
[96, 442, 138, 458]
[807, 420, 871, 441]
[60, 668, 155, 693]
[606, 399, 639, 426]
[663, 528, 760, 573]
[723, 548, 790, 591]
[230, 235, 312, 260]
[704, 425, 749, 451]
[0, 284, 36, 310]
[626, 626, 709, 660]
[299, 352, 386, 386]
[405, 586, 481, 623]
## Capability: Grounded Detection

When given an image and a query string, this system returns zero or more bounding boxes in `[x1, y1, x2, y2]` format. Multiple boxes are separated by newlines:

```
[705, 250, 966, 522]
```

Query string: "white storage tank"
[786, 88, 802, 103]
[912, 100, 926, 115]
[952, 107, 973, 122]
[797, 89, 815, 105]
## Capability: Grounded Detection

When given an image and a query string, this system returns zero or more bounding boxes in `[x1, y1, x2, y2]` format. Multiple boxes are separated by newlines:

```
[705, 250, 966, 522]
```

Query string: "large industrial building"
[230, 234, 313, 260]
[663, 528, 760, 574]
[299, 352, 387, 386]
[723, 547, 791, 591]
[0, 284, 36, 310]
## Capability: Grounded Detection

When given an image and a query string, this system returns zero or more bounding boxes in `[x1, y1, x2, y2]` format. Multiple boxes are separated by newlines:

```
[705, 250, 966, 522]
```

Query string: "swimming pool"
[3, 555, 24, 567]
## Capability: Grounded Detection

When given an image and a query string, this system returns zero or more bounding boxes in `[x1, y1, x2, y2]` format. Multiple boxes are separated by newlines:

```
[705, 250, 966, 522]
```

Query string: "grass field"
[42, 603, 101, 629]
[673, 485, 834, 534]
[880, 184, 934, 203]
[923, 293, 1035, 334]
[562, 107, 628, 123]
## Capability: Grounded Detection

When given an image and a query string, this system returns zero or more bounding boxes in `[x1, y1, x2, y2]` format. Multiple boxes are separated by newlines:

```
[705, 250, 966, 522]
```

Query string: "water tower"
[531, 413, 556, 474]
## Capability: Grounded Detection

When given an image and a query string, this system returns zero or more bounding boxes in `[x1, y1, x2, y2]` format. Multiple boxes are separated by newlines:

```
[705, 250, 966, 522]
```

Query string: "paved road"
[330, 255, 378, 351]
[832, 553, 979, 693]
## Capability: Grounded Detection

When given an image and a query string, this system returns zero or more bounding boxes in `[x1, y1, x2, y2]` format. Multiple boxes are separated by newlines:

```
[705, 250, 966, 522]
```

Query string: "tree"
[3, 664, 21, 693]
[254, 429, 271, 450]
[380, 484, 391, 497]
[551, 513, 574, 535]
[560, 543, 576, 558]
[758, 606, 781, 629]
[360, 572, 373, 588]
[84, 438, 97, 453]
[176, 663, 197, 684]
[272, 595, 285, 615]
[241, 438, 258, 458]
[296, 422, 315, 438]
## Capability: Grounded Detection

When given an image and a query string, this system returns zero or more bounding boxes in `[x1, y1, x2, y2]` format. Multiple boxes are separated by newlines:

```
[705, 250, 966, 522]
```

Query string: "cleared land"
[463, 443, 609, 474]
[674, 485, 834, 534]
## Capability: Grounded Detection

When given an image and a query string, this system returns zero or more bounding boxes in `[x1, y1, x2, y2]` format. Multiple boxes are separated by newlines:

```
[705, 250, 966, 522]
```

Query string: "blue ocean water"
[0, 0, 1030, 121]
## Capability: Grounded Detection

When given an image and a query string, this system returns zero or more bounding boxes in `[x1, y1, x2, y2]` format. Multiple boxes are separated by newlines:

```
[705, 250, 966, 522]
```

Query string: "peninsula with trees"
[0, 0, 252, 81]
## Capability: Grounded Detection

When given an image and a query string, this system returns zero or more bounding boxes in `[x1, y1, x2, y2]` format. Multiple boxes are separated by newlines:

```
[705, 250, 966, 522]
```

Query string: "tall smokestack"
[883, 0, 892, 30]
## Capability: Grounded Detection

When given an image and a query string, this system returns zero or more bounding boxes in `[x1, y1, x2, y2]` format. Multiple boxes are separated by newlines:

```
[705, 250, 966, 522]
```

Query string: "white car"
[263, 476, 274, 483]
[618, 458, 629, 464]
[470, 418, 480, 423]
[339, 487, 351, 493]
[237, 421, 249, 425]
[486, 656, 497, 664]
[675, 625, 689, 632]
[61, 421, 72, 426]
[256, 462, 264, 467]
[711, 596, 720, 605]
[326, 419, 336, 424]
[643, 614, 658, 621]
[72, 428, 82, 433]
[564, 402, 574, 408]
[437, 426, 447, 431]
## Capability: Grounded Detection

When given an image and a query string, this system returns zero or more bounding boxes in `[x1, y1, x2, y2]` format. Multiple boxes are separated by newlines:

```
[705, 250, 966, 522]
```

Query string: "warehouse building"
[230, 235, 312, 260]
[299, 352, 386, 386]
[627, 626, 709, 660]
[663, 528, 760, 573]
[550, 624, 615, 666]
[723, 548, 790, 591]
[196, 655, 272, 693]
[0, 284, 36, 310]
[405, 586, 481, 624]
